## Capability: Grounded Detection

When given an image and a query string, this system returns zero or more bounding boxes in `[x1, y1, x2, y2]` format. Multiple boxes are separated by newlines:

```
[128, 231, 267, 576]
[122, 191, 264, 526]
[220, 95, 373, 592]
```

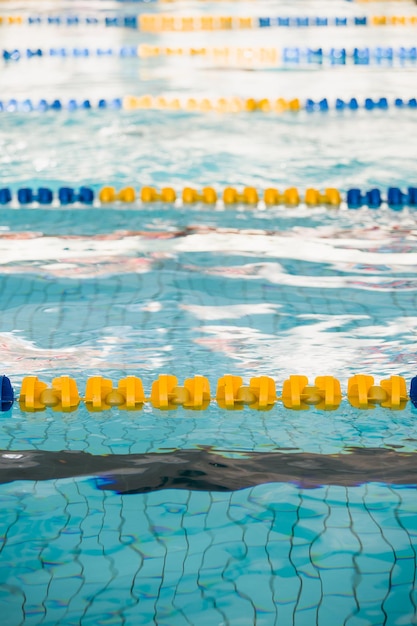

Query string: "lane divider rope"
[139, 14, 417, 31]
[353, 0, 414, 3]
[2, 46, 138, 61]
[1, 186, 416, 209]
[1, 373, 415, 413]
[3, 45, 417, 65]
[0, 14, 139, 27]
[3, 14, 417, 30]
[122, 95, 416, 113]
[137, 45, 417, 64]
[2, 96, 417, 114]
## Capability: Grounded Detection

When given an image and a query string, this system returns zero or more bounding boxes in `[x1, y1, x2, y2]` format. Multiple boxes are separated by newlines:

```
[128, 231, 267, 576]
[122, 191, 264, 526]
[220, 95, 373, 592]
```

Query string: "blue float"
[0, 376, 14, 412]
[78, 187, 94, 204]
[387, 187, 405, 207]
[408, 187, 417, 206]
[347, 189, 363, 209]
[17, 188, 34, 204]
[0, 188, 12, 204]
[58, 187, 75, 204]
[366, 189, 382, 209]
[259, 18, 271, 28]
[410, 376, 417, 407]
[37, 188, 53, 204]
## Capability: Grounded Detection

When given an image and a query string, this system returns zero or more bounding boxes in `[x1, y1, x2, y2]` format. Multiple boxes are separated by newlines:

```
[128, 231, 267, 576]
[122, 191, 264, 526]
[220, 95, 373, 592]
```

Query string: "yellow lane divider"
[18, 374, 410, 412]
[98, 185, 342, 207]
[123, 95, 302, 113]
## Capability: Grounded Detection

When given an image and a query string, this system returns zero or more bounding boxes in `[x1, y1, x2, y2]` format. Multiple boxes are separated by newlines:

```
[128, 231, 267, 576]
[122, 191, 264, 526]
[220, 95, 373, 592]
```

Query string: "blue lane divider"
[2, 47, 138, 61]
[0, 186, 416, 208]
[258, 16, 370, 27]
[346, 188, 417, 209]
[305, 97, 417, 111]
[0, 98, 123, 112]
[281, 46, 417, 64]
[27, 15, 139, 28]
[0, 97, 416, 113]
[1, 187, 95, 205]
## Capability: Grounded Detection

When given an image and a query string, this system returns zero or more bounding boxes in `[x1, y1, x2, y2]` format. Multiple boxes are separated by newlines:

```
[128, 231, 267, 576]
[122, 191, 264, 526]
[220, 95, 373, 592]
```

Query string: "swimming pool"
[1, 1, 417, 624]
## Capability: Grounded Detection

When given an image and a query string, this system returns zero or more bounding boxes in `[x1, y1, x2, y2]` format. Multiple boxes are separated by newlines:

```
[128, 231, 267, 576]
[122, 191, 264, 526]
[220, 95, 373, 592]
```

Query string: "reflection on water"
[0, 218, 416, 380]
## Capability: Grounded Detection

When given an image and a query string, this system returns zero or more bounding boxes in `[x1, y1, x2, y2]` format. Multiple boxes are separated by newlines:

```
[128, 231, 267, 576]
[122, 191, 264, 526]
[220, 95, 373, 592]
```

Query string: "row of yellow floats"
[141, 15, 254, 31]
[98, 186, 342, 207]
[19, 374, 409, 412]
[123, 95, 303, 113]
[138, 45, 280, 64]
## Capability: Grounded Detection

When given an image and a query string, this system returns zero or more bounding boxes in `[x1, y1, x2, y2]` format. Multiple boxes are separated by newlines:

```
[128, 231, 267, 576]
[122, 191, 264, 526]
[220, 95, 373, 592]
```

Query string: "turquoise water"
[2, 479, 417, 625]
[1, 1, 417, 624]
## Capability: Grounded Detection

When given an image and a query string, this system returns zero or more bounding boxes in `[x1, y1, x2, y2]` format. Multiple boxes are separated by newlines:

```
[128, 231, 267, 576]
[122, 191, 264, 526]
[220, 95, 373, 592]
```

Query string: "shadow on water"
[1, 447, 416, 493]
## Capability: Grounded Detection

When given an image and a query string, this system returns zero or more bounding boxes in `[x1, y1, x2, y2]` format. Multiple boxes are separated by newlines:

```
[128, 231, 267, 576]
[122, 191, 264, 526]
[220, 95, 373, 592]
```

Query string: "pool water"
[0, 1, 417, 624]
